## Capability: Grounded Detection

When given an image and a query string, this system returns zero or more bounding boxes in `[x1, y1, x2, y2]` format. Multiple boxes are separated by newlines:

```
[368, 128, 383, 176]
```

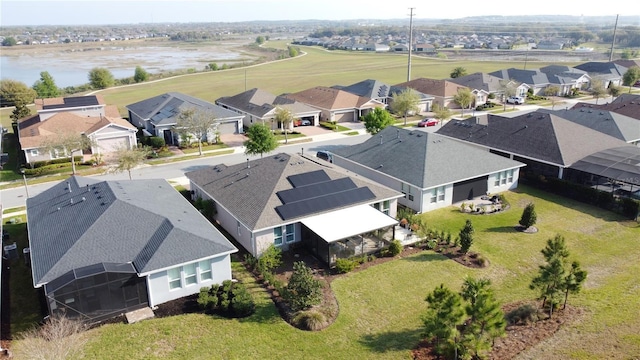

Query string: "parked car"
[417, 118, 438, 127]
[506, 96, 525, 105]
[316, 150, 332, 163]
[300, 120, 312, 126]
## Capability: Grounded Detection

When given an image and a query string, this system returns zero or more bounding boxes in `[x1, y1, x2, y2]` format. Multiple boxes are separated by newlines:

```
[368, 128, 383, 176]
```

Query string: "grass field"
[18, 185, 633, 360]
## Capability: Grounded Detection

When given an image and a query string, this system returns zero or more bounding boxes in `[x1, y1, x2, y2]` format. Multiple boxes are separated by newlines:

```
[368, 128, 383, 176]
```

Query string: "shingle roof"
[126, 92, 242, 126]
[573, 62, 628, 76]
[393, 78, 469, 97]
[332, 127, 524, 189]
[18, 112, 136, 149]
[447, 72, 506, 93]
[539, 108, 640, 143]
[186, 153, 401, 231]
[334, 79, 391, 100]
[284, 87, 382, 110]
[436, 112, 629, 166]
[35, 95, 105, 111]
[489, 68, 550, 86]
[27, 176, 237, 286]
[572, 94, 640, 120]
[216, 88, 319, 118]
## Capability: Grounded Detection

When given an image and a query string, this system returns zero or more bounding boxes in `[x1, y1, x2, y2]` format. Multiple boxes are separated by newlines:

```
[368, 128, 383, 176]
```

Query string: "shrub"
[197, 281, 255, 317]
[146, 136, 166, 149]
[425, 239, 438, 250]
[285, 262, 323, 311]
[244, 253, 258, 270]
[506, 304, 538, 325]
[293, 310, 327, 331]
[388, 240, 403, 256]
[498, 193, 510, 207]
[445, 232, 452, 245]
[519, 202, 537, 228]
[231, 283, 256, 317]
[335, 258, 357, 273]
[257, 244, 282, 274]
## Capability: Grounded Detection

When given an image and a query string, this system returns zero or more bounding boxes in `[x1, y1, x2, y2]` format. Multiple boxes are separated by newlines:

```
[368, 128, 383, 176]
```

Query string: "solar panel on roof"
[277, 177, 357, 203]
[276, 187, 376, 220]
[288, 170, 331, 187]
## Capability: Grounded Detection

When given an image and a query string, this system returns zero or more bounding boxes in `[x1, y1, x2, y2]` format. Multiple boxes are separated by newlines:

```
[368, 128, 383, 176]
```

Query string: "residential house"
[331, 127, 525, 213]
[391, 43, 409, 52]
[393, 78, 470, 109]
[334, 79, 434, 111]
[27, 176, 237, 321]
[363, 42, 390, 52]
[447, 72, 508, 107]
[573, 61, 629, 88]
[572, 94, 640, 122]
[18, 95, 137, 164]
[435, 111, 632, 182]
[489, 66, 590, 96]
[215, 88, 320, 130]
[186, 153, 403, 265]
[284, 87, 385, 122]
[539, 107, 640, 146]
[539, 65, 591, 94]
[126, 92, 245, 145]
[414, 44, 436, 53]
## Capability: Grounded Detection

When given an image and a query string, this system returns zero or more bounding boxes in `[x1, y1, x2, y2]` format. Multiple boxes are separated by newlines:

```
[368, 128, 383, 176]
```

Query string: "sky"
[1, 0, 639, 26]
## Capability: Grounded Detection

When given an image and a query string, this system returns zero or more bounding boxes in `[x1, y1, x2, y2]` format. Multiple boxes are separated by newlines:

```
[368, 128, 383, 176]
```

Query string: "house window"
[285, 224, 295, 243]
[408, 194, 414, 201]
[29, 149, 39, 156]
[168, 267, 182, 290]
[431, 186, 445, 203]
[437, 187, 445, 202]
[508, 169, 514, 183]
[430, 188, 437, 203]
[382, 200, 390, 215]
[184, 263, 197, 286]
[501, 171, 507, 185]
[199, 260, 212, 281]
[494, 176, 500, 187]
[274, 227, 283, 246]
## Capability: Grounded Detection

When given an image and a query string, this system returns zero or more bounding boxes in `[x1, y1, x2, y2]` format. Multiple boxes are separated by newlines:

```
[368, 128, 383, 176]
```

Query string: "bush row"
[197, 280, 255, 318]
[29, 156, 83, 169]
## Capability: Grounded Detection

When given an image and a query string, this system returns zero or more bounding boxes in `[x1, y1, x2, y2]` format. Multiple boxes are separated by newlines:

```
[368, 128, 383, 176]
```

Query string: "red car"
[417, 118, 438, 127]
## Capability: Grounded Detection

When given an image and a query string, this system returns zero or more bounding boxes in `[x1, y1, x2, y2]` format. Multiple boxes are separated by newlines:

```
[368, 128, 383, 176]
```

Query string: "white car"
[506, 96, 525, 105]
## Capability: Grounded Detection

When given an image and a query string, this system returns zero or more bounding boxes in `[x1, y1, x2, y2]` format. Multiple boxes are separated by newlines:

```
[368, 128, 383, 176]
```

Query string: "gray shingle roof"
[436, 112, 629, 166]
[27, 176, 237, 287]
[186, 153, 401, 231]
[574, 62, 628, 76]
[447, 72, 506, 93]
[126, 92, 242, 126]
[334, 79, 391, 101]
[216, 88, 318, 118]
[539, 108, 640, 143]
[332, 127, 524, 189]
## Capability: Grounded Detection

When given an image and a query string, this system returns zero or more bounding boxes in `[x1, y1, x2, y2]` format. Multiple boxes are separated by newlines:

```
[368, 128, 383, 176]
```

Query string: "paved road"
[0, 133, 369, 209]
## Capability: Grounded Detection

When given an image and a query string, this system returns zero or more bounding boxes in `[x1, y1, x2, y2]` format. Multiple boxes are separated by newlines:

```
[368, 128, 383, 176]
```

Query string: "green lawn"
[49, 185, 638, 360]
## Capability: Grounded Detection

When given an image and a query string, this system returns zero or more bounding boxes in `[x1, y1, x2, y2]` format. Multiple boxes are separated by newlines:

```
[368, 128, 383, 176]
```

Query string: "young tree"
[590, 79, 606, 105]
[32, 71, 60, 98]
[562, 261, 587, 310]
[453, 88, 474, 117]
[288, 46, 299, 57]
[519, 202, 537, 229]
[285, 261, 323, 311]
[133, 66, 149, 83]
[458, 219, 474, 254]
[111, 146, 149, 180]
[622, 67, 640, 93]
[608, 84, 622, 101]
[175, 108, 218, 156]
[255, 36, 265, 44]
[460, 277, 506, 358]
[390, 88, 419, 125]
[530, 235, 571, 317]
[498, 79, 517, 111]
[41, 132, 94, 175]
[88, 67, 115, 89]
[450, 66, 467, 78]
[244, 123, 278, 158]
[361, 107, 394, 135]
[2, 37, 17, 46]
[422, 284, 466, 356]
[273, 106, 294, 144]
[431, 103, 453, 125]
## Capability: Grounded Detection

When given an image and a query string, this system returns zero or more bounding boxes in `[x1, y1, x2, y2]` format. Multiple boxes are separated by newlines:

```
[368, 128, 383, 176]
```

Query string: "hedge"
[30, 156, 83, 169]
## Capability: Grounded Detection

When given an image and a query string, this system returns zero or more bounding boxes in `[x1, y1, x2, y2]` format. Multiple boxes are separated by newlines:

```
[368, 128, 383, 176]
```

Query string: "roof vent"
[82, 197, 86, 202]
[70, 198, 74, 205]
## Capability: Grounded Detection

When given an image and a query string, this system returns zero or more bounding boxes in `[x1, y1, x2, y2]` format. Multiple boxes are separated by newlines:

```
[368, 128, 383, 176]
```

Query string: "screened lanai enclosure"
[43, 263, 148, 322]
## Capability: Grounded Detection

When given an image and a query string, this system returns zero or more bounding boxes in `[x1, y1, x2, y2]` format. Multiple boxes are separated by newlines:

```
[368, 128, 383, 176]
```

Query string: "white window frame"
[274, 227, 283, 246]
[437, 187, 445, 202]
[382, 200, 390, 215]
[508, 169, 514, 183]
[430, 188, 437, 203]
[285, 224, 295, 243]
[184, 263, 197, 286]
[168, 267, 182, 290]
[199, 260, 212, 281]
[29, 149, 39, 156]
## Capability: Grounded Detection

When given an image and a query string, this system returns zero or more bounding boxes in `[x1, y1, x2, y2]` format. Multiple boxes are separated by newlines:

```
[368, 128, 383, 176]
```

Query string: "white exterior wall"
[487, 168, 521, 193]
[420, 184, 454, 212]
[39, 105, 105, 121]
[91, 126, 137, 154]
[146, 255, 232, 307]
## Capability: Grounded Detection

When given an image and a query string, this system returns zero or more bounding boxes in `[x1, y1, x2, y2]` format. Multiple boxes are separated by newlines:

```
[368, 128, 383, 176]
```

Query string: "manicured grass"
[2, 206, 25, 214]
[179, 143, 230, 154]
[59, 186, 640, 359]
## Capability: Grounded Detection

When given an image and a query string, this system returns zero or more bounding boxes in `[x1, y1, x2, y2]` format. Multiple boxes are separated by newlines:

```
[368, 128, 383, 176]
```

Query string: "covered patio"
[300, 205, 398, 266]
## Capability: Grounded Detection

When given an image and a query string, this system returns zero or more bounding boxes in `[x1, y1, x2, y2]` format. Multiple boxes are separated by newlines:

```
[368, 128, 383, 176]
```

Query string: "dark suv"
[316, 150, 332, 163]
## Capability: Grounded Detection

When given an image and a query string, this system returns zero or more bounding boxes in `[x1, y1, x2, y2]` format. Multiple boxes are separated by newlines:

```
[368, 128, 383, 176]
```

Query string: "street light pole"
[20, 168, 29, 198]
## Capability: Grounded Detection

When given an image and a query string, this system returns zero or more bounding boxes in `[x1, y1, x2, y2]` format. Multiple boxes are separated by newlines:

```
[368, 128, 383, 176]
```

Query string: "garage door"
[333, 112, 355, 123]
[98, 137, 130, 153]
[218, 121, 238, 134]
[452, 176, 488, 203]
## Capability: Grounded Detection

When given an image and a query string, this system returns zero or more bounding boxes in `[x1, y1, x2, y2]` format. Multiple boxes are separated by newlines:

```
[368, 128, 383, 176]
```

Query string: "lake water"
[0, 44, 249, 88]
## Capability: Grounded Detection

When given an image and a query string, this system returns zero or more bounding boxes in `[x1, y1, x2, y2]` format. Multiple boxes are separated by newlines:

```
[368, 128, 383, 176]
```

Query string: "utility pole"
[407, 8, 415, 82]
[609, 14, 619, 62]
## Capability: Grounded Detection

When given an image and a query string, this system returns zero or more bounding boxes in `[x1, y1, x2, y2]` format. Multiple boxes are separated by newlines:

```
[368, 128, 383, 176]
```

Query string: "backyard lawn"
[39, 185, 638, 360]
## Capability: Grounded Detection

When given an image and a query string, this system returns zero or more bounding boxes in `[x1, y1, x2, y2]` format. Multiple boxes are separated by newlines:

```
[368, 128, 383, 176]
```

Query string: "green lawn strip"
[2, 206, 26, 215]
[3, 216, 43, 335]
[145, 149, 235, 165]
[179, 144, 230, 154]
